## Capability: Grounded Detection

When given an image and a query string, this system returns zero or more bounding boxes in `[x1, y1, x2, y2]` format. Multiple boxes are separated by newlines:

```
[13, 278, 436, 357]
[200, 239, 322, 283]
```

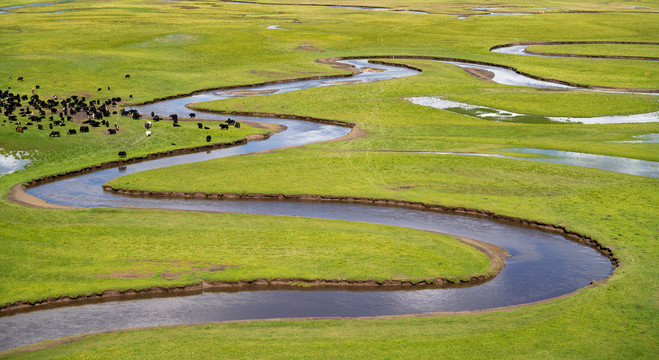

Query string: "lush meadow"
[0, 0, 658, 358]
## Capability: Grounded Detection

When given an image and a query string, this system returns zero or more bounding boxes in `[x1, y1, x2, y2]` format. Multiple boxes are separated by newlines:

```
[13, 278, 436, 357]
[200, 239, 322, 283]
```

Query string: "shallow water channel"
[0, 59, 622, 351]
[0, 151, 33, 176]
[0, 1, 72, 14]
[492, 44, 659, 61]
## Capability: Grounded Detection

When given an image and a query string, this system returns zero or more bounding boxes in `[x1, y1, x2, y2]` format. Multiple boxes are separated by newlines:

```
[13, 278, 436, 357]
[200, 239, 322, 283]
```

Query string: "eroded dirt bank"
[492, 41, 659, 61]
[9, 127, 280, 195]
[102, 187, 619, 267]
[2, 55, 621, 315]
[352, 54, 658, 93]
[1, 231, 508, 314]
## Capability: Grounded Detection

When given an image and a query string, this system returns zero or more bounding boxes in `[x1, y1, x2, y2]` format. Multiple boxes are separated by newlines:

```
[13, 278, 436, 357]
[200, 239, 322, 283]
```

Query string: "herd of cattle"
[1, 88, 122, 137]
[2, 84, 242, 159]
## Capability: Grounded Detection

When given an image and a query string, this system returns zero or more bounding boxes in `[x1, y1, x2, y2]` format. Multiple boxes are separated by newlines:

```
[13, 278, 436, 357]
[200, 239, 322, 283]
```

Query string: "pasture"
[0, 0, 657, 358]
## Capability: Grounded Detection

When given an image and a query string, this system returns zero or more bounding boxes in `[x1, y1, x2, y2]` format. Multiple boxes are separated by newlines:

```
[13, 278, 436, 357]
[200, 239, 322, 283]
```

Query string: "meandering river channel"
[3, 56, 650, 351]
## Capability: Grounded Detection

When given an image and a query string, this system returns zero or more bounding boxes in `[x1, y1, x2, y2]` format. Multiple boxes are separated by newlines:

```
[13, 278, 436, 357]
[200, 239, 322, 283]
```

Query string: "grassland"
[527, 44, 659, 58]
[0, 0, 658, 358]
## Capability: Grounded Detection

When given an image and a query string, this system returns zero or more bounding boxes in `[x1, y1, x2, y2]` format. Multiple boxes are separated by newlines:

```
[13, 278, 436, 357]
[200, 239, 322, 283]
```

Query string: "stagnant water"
[0, 151, 33, 176]
[0, 58, 621, 351]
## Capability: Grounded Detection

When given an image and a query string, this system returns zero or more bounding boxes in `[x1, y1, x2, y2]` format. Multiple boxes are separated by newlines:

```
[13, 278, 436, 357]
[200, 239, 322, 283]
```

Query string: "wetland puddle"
[0, 151, 34, 176]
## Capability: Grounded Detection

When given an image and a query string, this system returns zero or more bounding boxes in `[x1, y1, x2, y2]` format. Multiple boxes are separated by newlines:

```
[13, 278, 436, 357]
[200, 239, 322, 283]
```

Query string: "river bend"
[2, 58, 621, 351]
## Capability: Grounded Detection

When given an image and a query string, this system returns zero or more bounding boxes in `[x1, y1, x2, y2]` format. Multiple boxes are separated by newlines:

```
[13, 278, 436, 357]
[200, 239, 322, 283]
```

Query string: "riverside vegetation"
[1, 0, 658, 358]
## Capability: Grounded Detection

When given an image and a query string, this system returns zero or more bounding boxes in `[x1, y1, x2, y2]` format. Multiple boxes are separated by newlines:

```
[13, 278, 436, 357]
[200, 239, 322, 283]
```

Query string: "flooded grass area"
[0, 151, 36, 176]
[407, 96, 659, 124]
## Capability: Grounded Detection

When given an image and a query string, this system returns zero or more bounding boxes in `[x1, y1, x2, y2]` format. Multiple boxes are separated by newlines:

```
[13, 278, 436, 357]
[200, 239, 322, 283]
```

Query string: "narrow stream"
[0, 1, 72, 14]
[0, 58, 622, 351]
[492, 43, 659, 61]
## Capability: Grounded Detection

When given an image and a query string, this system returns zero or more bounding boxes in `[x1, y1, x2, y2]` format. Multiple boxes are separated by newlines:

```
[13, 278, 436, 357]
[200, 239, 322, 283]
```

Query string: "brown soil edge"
[354, 55, 658, 93]
[102, 188, 619, 265]
[1, 280, 608, 358]
[135, 52, 656, 114]
[186, 103, 357, 129]
[462, 67, 495, 82]
[492, 41, 659, 61]
[1, 55, 618, 315]
[6, 126, 285, 196]
[218, 0, 430, 14]
[137, 57, 360, 107]
[0, 216, 507, 315]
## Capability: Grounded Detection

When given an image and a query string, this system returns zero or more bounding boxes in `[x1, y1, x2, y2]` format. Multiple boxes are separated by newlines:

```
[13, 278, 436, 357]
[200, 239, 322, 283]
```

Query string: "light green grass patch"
[528, 44, 659, 58]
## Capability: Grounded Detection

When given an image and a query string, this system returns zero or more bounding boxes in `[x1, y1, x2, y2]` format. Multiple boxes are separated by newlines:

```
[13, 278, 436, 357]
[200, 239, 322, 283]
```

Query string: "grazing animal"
[226, 118, 235, 125]
[234, 122, 240, 128]
[144, 121, 152, 129]
[107, 86, 111, 90]
[204, 126, 210, 130]
[173, 123, 181, 127]
[146, 130, 151, 137]
[97, 88, 102, 91]
[35, 85, 40, 89]
[79, 126, 89, 133]
[220, 124, 229, 130]
[206, 135, 212, 142]
[38, 124, 43, 130]
[68, 129, 77, 135]
[189, 113, 196, 118]
[15, 126, 25, 133]
[49, 131, 60, 137]
[169, 114, 178, 121]
[125, 74, 130, 79]
[118, 151, 127, 158]
[17, 76, 23, 82]
[108, 129, 116, 135]
[197, 122, 203, 129]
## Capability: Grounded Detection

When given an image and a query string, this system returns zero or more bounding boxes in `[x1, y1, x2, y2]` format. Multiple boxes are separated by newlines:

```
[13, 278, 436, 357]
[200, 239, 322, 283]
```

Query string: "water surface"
[2, 57, 619, 351]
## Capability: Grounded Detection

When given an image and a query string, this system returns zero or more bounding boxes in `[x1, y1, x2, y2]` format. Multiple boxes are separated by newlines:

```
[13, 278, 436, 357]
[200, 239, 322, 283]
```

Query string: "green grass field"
[1, 0, 658, 358]
[527, 44, 659, 58]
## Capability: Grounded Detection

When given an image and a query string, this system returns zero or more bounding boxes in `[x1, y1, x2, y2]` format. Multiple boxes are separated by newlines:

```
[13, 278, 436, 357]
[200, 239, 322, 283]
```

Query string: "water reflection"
[492, 44, 659, 61]
[407, 96, 659, 124]
[0, 151, 34, 176]
[4, 55, 620, 351]
[0, 1, 72, 14]
[501, 148, 659, 178]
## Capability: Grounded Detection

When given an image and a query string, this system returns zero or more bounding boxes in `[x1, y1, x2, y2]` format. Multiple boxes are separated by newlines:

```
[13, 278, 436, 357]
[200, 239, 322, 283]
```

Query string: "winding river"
[2, 56, 651, 351]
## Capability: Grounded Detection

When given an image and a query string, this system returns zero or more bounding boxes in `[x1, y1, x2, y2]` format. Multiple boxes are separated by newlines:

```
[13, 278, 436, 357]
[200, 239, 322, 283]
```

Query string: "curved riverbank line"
[15, 131, 278, 190]
[344, 55, 659, 93]
[221, 0, 429, 14]
[491, 41, 659, 61]
[1, 54, 617, 351]
[102, 187, 619, 266]
[0, 231, 509, 315]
